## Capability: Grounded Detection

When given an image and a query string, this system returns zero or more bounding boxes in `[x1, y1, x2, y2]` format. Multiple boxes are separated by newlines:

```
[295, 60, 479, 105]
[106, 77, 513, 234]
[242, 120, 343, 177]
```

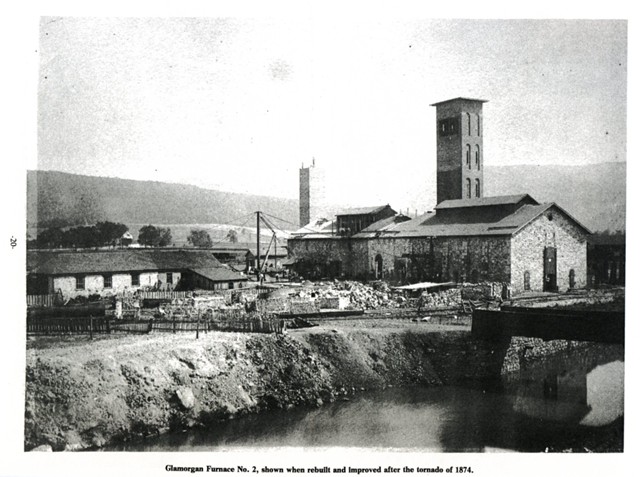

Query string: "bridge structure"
[472, 306, 624, 345]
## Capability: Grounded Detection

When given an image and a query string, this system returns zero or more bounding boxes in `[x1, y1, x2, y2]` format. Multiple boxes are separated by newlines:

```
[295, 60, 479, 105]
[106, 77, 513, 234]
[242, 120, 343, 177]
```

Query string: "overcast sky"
[36, 17, 626, 211]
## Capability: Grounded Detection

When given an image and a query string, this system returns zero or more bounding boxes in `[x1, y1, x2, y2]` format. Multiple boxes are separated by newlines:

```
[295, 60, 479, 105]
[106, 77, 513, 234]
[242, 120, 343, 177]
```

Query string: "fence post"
[173, 313, 176, 334]
[106, 317, 111, 334]
[89, 315, 93, 340]
[196, 313, 200, 340]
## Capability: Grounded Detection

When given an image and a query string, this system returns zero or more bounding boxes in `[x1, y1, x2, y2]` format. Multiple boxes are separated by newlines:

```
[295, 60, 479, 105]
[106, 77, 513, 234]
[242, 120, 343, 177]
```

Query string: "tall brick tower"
[431, 98, 487, 204]
[299, 158, 325, 226]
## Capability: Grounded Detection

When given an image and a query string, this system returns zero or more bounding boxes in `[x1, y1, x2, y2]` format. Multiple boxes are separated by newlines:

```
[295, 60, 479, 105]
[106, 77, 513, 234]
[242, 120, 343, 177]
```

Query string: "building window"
[466, 144, 471, 168]
[475, 179, 481, 198]
[103, 274, 113, 289]
[477, 115, 481, 136]
[524, 271, 531, 291]
[131, 273, 140, 286]
[466, 113, 471, 135]
[166, 272, 173, 285]
[76, 276, 85, 290]
[569, 269, 576, 289]
[475, 145, 480, 169]
[228, 281, 235, 290]
[466, 178, 471, 199]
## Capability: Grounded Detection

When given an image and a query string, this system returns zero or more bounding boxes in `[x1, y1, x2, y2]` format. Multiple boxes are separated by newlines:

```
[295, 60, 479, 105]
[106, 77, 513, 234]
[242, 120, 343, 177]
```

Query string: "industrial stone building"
[288, 97, 591, 294]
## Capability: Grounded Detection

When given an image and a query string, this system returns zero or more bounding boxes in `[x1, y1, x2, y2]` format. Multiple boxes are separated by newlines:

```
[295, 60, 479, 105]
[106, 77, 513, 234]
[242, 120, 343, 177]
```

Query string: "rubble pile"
[460, 282, 506, 301]
[303, 281, 404, 310]
[418, 288, 462, 309]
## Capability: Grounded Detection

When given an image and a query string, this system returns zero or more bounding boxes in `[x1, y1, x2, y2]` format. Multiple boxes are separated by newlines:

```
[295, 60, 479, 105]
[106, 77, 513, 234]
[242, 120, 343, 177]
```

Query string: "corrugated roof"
[435, 194, 538, 210]
[28, 249, 245, 280]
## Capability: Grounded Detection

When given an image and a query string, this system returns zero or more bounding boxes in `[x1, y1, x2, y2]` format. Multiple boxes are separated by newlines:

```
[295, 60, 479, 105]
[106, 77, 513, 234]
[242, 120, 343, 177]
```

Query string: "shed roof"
[355, 215, 413, 237]
[435, 194, 538, 210]
[189, 267, 248, 282]
[336, 205, 393, 216]
[28, 249, 246, 281]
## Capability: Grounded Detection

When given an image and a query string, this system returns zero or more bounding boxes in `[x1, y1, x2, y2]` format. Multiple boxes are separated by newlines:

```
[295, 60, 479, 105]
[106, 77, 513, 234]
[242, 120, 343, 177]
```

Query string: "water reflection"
[109, 344, 623, 452]
[581, 360, 624, 426]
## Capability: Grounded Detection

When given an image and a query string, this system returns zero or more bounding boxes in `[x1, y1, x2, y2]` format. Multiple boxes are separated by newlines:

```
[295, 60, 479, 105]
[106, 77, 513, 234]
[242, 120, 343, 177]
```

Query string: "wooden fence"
[27, 316, 111, 335]
[26, 314, 284, 336]
[27, 294, 60, 307]
[152, 316, 285, 334]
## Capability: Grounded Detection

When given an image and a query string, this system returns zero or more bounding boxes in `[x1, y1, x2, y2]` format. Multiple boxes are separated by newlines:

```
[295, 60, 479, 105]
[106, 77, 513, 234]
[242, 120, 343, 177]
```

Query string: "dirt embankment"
[25, 326, 507, 451]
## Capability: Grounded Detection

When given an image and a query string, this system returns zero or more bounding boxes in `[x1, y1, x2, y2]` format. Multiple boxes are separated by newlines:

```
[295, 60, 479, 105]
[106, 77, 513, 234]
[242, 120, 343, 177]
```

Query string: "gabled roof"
[28, 249, 246, 281]
[393, 203, 590, 238]
[435, 194, 538, 210]
[336, 205, 393, 216]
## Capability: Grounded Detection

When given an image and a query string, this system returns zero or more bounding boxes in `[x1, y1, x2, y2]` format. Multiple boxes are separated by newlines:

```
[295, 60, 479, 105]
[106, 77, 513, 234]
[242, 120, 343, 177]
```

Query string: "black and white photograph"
[1, 2, 636, 476]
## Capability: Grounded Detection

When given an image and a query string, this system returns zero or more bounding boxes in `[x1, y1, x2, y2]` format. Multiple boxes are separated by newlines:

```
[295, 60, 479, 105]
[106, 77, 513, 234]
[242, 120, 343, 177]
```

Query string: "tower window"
[466, 178, 471, 199]
[466, 113, 471, 135]
[477, 115, 481, 136]
[475, 179, 480, 198]
[438, 117, 458, 136]
[475, 145, 480, 169]
[466, 144, 471, 169]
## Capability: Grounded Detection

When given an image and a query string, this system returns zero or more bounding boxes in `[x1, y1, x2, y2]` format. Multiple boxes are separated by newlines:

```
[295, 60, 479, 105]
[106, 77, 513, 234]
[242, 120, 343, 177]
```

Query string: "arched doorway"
[375, 254, 383, 279]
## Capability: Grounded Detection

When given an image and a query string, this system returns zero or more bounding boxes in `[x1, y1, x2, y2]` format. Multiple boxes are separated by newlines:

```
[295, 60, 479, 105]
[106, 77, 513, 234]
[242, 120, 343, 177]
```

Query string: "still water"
[112, 344, 623, 452]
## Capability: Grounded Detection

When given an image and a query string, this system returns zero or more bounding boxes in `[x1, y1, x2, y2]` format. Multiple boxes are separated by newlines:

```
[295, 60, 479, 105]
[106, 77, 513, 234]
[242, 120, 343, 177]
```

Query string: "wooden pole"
[256, 211, 261, 282]
[89, 315, 93, 340]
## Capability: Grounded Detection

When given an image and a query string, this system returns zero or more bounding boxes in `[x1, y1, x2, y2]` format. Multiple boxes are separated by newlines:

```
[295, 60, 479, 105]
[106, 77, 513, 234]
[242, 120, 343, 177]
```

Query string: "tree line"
[29, 222, 130, 249]
[28, 222, 240, 249]
[28, 222, 174, 249]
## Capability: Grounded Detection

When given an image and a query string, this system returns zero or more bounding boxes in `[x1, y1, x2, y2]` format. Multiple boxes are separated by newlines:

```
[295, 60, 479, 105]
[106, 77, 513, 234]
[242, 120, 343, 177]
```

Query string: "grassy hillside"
[484, 162, 625, 232]
[27, 170, 299, 231]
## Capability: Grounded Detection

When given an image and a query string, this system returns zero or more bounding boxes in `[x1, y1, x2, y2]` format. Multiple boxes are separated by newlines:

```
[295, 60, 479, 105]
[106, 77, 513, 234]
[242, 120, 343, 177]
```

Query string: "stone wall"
[287, 238, 370, 279]
[289, 234, 512, 285]
[433, 236, 510, 283]
[510, 206, 588, 294]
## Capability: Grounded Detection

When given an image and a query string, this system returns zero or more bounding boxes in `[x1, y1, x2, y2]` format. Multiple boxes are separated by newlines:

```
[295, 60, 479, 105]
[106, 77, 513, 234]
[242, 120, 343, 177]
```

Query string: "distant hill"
[484, 162, 626, 232]
[27, 163, 626, 236]
[27, 170, 299, 232]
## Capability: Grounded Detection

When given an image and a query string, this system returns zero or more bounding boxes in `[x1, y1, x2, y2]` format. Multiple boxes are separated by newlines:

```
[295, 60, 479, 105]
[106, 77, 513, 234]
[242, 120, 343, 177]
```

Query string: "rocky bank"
[25, 327, 581, 451]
